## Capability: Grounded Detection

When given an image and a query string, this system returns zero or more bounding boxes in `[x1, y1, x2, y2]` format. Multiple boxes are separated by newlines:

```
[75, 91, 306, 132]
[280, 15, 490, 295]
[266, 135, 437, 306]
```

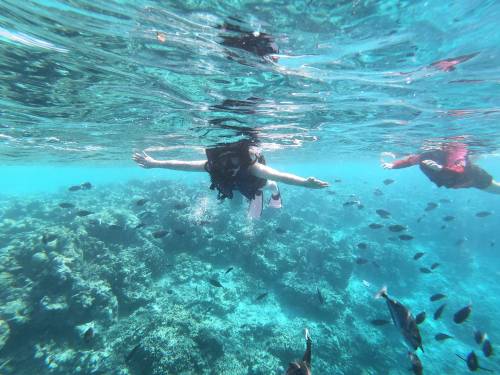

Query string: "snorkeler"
[381, 143, 500, 194]
[133, 140, 328, 218]
[285, 328, 312, 375]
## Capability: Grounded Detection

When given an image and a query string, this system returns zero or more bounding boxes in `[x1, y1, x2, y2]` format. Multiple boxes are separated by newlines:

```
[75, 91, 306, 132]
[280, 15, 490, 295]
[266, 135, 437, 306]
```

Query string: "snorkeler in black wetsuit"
[286, 329, 312, 375]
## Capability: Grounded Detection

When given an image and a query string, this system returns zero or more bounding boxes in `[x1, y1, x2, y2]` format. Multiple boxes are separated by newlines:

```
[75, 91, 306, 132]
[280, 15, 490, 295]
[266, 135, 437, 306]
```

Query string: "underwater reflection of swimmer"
[381, 143, 500, 194]
[133, 140, 327, 219]
[217, 19, 279, 62]
[285, 328, 312, 375]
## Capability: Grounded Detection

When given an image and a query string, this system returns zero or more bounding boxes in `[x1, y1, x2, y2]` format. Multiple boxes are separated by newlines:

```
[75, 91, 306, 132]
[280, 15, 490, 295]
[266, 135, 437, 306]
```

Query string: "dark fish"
[59, 202, 75, 209]
[275, 227, 286, 234]
[208, 278, 223, 288]
[434, 303, 447, 320]
[399, 234, 414, 241]
[482, 339, 493, 357]
[419, 267, 432, 274]
[430, 262, 440, 270]
[443, 215, 455, 222]
[42, 234, 57, 244]
[125, 344, 141, 364]
[415, 311, 426, 325]
[476, 211, 492, 218]
[370, 319, 391, 326]
[76, 210, 93, 217]
[456, 351, 493, 372]
[173, 202, 188, 210]
[369, 223, 383, 229]
[68, 185, 81, 191]
[335, 179, 342, 183]
[357, 242, 368, 250]
[135, 222, 146, 229]
[372, 260, 381, 268]
[440, 225, 446, 230]
[417, 215, 425, 223]
[474, 330, 486, 344]
[174, 229, 186, 235]
[256, 292, 268, 301]
[109, 224, 122, 230]
[80, 182, 92, 190]
[83, 327, 94, 343]
[374, 188, 384, 196]
[225, 267, 234, 274]
[408, 352, 423, 375]
[383, 179, 395, 185]
[455, 238, 466, 246]
[439, 198, 451, 204]
[388, 224, 406, 232]
[316, 288, 325, 305]
[327, 190, 336, 195]
[425, 202, 438, 211]
[453, 304, 472, 324]
[152, 230, 168, 238]
[376, 209, 391, 219]
[375, 286, 423, 352]
[356, 257, 369, 265]
[135, 198, 148, 206]
[430, 293, 446, 302]
[413, 252, 425, 260]
[435, 333, 453, 341]
[358, 204, 364, 210]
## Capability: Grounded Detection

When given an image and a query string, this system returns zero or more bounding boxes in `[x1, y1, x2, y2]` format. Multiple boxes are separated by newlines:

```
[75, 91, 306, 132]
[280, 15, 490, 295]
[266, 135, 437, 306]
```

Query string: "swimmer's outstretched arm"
[483, 180, 500, 195]
[133, 152, 206, 172]
[249, 162, 328, 189]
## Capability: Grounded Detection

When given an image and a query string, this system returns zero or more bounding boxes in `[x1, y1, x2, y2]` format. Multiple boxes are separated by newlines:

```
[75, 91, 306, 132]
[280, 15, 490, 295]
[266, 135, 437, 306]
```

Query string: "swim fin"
[248, 191, 264, 219]
[268, 188, 282, 209]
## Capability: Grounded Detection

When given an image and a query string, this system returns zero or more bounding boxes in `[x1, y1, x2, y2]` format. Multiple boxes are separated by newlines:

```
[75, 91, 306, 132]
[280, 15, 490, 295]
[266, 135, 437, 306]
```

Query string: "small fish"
[370, 319, 391, 326]
[443, 215, 455, 222]
[152, 230, 168, 238]
[372, 260, 381, 268]
[68, 185, 81, 191]
[430, 293, 446, 302]
[375, 286, 423, 352]
[374, 188, 384, 196]
[174, 229, 186, 235]
[435, 333, 453, 341]
[335, 179, 342, 183]
[109, 224, 122, 230]
[369, 223, 383, 229]
[408, 352, 423, 375]
[399, 234, 414, 241]
[135, 198, 148, 206]
[456, 351, 493, 372]
[80, 182, 92, 190]
[474, 330, 486, 344]
[208, 278, 223, 288]
[415, 311, 426, 325]
[425, 202, 438, 211]
[125, 344, 141, 364]
[413, 252, 425, 260]
[482, 339, 493, 357]
[388, 224, 406, 232]
[275, 227, 286, 234]
[476, 211, 492, 218]
[430, 262, 440, 270]
[356, 257, 369, 265]
[256, 292, 268, 301]
[383, 179, 395, 185]
[76, 210, 93, 217]
[59, 202, 75, 209]
[440, 225, 446, 230]
[316, 288, 325, 305]
[173, 202, 188, 210]
[416, 215, 425, 223]
[455, 238, 466, 246]
[225, 267, 234, 274]
[419, 267, 432, 274]
[434, 303, 447, 320]
[135, 222, 146, 229]
[83, 327, 94, 343]
[358, 204, 364, 210]
[42, 234, 57, 244]
[357, 242, 368, 250]
[453, 304, 472, 324]
[439, 198, 451, 204]
[376, 209, 391, 219]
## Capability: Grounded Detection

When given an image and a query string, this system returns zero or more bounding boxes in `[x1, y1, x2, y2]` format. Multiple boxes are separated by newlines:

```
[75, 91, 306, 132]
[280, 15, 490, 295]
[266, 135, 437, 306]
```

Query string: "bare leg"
[482, 180, 500, 195]
[264, 180, 281, 208]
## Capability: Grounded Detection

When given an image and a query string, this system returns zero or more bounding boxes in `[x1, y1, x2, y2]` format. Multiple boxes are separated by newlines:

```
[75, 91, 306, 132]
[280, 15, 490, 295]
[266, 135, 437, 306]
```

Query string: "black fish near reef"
[68, 185, 81, 192]
[454, 304, 472, 324]
[208, 278, 223, 288]
[357, 242, 368, 250]
[430, 293, 446, 302]
[439, 198, 451, 204]
[76, 210, 93, 217]
[370, 319, 391, 326]
[474, 330, 486, 344]
[430, 262, 440, 270]
[59, 202, 74, 209]
[383, 178, 395, 185]
[374, 188, 384, 196]
[356, 257, 369, 265]
[369, 223, 383, 229]
[152, 230, 168, 238]
[425, 202, 438, 211]
[80, 182, 92, 190]
[135, 198, 148, 206]
[376, 209, 391, 218]
[435, 333, 453, 341]
[317, 288, 325, 305]
[415, 312, 426, 325]
[375, 286, 423, 352]
[42, 234, 57, 244]
[225, 267, 233, 275]
[399, 234, 414, 241]
[434, 303, 446, 320]
[413, 252, 425, 260]
[256, 292, 268, 301]
[476, 211, 492, 218]
[408, 352, 423, 375]
[456, 351, 493, 372]
[388, 224, 406, 232]
[419, 267, 432, 274]
[443, 215, 454, 222]
[275, 227, 286, 234]
[482, 339, 493, 357]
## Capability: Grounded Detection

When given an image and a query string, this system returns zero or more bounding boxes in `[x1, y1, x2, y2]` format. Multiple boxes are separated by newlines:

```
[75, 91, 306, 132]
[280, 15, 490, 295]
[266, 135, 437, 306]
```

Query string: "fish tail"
[375, 285, 388, 299]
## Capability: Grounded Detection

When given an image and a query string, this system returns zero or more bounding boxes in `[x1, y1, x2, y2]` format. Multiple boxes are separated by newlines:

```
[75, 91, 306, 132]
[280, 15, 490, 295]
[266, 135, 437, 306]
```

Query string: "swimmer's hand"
[305, 177, 329, 189]
[421, 159, 443, 171]
[133, 151, 157, 168]
[382, 162, 394, 169]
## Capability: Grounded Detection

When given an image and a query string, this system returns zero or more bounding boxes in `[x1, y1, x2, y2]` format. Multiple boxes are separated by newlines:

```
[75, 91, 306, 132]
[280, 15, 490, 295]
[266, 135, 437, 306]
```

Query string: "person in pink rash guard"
[382, 143, 500, 194]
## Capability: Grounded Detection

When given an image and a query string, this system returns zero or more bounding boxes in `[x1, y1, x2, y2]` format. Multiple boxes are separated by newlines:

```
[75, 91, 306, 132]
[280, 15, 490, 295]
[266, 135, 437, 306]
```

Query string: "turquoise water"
[1, 1, 500, 374]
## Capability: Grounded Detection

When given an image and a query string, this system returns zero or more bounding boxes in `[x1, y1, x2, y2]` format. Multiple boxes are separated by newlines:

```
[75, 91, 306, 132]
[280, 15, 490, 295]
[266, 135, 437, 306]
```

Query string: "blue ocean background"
[1, 1, 500, 374]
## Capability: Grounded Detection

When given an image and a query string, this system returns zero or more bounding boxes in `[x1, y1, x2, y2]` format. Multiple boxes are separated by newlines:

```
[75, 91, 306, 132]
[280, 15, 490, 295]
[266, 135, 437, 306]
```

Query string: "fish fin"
[375, 285, 388, 299]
